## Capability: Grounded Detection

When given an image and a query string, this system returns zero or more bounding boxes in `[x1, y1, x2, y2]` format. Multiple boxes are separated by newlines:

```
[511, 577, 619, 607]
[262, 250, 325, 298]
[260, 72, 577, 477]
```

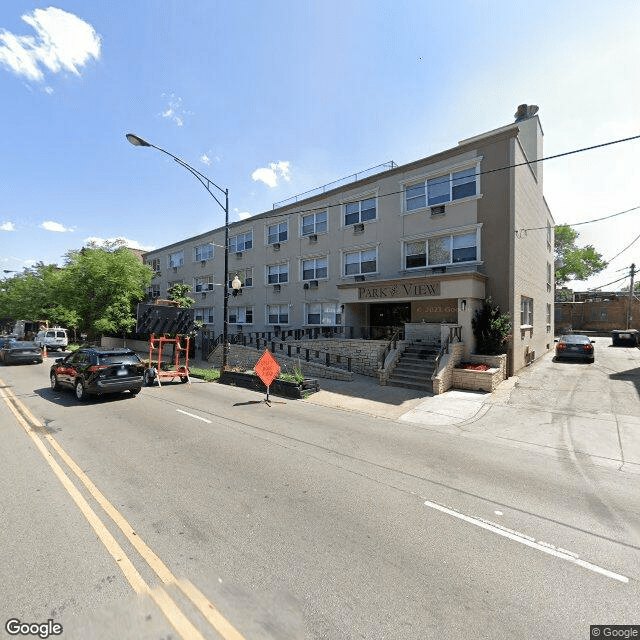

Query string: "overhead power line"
[245, 131, 640, 223]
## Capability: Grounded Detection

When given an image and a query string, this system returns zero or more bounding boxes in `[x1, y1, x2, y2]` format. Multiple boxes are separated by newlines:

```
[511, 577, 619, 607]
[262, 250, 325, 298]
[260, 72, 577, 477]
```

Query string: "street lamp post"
[126, 133, 236, 370]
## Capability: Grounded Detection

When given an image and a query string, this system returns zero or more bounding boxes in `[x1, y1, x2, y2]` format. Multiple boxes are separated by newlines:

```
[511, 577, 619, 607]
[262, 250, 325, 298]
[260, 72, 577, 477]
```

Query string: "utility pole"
[627, 263, 636, 329]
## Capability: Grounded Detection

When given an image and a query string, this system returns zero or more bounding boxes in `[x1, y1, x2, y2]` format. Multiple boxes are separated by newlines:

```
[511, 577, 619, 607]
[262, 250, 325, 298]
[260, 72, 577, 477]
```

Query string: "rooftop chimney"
[515, 104, 539, 122]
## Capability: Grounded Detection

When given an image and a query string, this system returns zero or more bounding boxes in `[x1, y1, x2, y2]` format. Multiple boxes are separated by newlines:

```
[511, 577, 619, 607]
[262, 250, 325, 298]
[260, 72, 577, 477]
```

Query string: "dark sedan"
[50, 347, 145, 401]
[0, 339, 43, 365]
[554, 334, 595, 363]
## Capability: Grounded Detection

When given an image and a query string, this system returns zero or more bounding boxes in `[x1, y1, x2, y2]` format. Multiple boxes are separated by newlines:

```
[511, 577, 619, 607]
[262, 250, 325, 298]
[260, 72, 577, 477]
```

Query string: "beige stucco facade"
[143, 111, 555, 375]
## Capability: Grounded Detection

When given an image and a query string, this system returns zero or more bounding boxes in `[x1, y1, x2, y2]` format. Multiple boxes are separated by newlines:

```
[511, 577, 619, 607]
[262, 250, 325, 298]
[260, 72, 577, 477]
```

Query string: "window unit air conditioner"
[309, 234, 318, 242]
[303, 283, 309, 290]
[195, 285, 202, 292]
[430, 205, 445, 216]
[201, 292, 207, 299]
[353, 223, 365, 233]
[208, 284, 214, 290]
[201, 260, 207, 266]
[172, 266, 178, 272]
[235, 251, 243, 259]
[273, 242, 281, 251]
[355, 275, 366, 282]
[273, 284, 281, 292]
[310, 280, 318, 288]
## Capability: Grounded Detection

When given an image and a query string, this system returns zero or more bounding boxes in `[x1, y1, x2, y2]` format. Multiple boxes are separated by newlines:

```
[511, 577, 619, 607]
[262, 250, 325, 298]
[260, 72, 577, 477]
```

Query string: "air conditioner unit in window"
[195, 285, 202, 292]
[355, 275, 366, 282]
[273, 284, 281, 292]
[201, 292, 207, 299]
[430, 205, 446, 216]
[208, 284, 214, 290]
[309, 234, 318, 242]
[353, 223, 365, 233]
[303, 283, 309, 290]
[172, 266, 178, 272]
[235, 251, 243, 258]
[310, 280, 318, 288]
[201, 260, 207, 266]
[273, 242, 281, 250]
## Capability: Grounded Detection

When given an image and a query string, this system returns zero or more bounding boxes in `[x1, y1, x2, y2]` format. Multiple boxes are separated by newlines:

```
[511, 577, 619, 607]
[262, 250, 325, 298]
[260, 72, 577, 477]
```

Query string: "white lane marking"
[176, 409, 212, 424]
[423, 499, 629, 584]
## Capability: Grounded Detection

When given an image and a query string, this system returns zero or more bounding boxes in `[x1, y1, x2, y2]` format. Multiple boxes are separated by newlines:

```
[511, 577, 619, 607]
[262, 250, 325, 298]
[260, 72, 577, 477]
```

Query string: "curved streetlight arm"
[126, 133, 227, 212]
[126, 132, 233, 370]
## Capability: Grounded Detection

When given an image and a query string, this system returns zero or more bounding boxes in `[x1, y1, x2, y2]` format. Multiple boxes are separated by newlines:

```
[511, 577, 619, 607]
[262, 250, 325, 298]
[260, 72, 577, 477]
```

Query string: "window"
[168, 280, 183, 290]
[546, 303, 551, 332]
[147, 258, 161, 273]
[194, 307, 215, 324]
[302, 256, 328, 280]
[405, 166, 478, 211]
[404, 229, 478, 269]
[148, 285, 160, 299]
[521, 297, 534, 326]
[301, 210, 328, 236]
[194, 275, 214, 292]
[228, 267, 253, 288]
[229, 306, 253, 324]
[547, 262, 552, 292]
[345, 197, 376, 226]
[344, 248, 377, 276]
[306, 302, 342, 326]
[267, 304, 289, 325]
[547, 221, 553, 250]
[267, 263, 288, 284]
[168, 251, 184, 268]
[194, 243, 214, 261]
[267, 221, 288, 244]
[229, 231, 252, 253]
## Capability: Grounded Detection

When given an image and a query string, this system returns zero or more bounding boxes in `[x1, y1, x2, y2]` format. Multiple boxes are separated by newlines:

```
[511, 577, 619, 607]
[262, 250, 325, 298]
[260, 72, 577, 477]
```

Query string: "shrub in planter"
[472, 298, 511, 355]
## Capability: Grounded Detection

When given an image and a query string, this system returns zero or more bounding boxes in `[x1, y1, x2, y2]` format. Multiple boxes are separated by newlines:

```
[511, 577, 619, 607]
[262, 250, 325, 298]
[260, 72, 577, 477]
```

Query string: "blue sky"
[1, 0, 639, 291]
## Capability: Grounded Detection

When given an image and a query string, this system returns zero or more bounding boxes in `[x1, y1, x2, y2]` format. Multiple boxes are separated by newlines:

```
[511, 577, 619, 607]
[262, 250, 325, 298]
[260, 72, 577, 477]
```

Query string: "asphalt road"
[0, 344, 638, 640]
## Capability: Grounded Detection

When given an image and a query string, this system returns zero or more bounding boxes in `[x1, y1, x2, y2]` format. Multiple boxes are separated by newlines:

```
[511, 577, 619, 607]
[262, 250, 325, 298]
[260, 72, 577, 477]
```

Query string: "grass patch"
[189, 367, 221, 382]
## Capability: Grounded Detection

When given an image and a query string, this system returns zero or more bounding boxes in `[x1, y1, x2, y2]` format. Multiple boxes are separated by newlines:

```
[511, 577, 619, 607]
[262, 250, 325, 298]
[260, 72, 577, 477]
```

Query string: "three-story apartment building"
[143, 107, 554, 375]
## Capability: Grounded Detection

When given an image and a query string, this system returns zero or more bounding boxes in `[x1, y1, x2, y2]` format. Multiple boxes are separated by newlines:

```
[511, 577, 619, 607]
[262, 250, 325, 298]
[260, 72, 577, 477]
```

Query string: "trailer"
[143, 333, 191, 387]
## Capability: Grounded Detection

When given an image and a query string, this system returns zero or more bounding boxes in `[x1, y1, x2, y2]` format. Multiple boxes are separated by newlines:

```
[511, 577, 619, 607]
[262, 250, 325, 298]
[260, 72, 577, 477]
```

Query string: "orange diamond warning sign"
[255, 350, 280, 388]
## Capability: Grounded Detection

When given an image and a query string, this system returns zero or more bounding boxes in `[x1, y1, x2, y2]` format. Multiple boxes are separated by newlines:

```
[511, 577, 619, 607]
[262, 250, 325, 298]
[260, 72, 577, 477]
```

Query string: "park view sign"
[358, 280, 441, 300]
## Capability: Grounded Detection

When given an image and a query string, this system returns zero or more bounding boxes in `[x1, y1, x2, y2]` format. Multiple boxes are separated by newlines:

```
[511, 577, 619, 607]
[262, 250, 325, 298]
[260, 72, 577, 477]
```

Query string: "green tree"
[554, 225, 607, 287]
[472, 298, 512, 355]
[60, 241, 153, 336]
[167, 283, 195, 308]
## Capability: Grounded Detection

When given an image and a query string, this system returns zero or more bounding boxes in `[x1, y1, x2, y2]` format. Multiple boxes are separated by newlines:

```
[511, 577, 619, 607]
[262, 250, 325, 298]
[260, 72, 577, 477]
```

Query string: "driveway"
[398, 337, 640, 473]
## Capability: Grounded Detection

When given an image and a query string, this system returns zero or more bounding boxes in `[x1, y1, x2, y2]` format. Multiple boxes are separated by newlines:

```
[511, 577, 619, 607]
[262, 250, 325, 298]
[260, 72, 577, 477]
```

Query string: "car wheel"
[50, 372, 60, 390]
[129, 387, 141, 396]
[75, 379, 88, 402]
[180, 376, 189, 383]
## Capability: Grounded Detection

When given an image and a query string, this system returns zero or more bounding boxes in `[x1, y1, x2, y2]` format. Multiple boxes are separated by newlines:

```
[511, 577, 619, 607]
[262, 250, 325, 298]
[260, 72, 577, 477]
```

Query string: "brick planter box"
[218, 371, 319, 399]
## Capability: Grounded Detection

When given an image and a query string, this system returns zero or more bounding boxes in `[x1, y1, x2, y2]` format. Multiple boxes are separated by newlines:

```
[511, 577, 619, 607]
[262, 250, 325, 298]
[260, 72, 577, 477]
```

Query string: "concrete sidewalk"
[303, 341, 640, 474]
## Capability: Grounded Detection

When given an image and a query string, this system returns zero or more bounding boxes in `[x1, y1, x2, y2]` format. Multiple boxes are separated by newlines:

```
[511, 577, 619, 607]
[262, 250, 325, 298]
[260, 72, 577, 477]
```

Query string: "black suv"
[50, 347, 145, 401]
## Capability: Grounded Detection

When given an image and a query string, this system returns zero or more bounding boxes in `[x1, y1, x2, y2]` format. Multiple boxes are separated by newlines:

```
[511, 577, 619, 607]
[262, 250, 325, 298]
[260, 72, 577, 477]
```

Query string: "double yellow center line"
[0, 381, 245, 640]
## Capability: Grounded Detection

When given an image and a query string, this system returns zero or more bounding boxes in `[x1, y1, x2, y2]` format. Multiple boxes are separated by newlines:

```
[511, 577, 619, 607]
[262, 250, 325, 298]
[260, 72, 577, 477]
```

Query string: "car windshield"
[561, 335, 590, 344]
[97, 353, 141, 365]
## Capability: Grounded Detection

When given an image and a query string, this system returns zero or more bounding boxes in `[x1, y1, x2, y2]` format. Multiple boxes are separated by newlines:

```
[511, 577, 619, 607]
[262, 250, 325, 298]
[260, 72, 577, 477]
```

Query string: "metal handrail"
[378, 328, 402, 369]
[431, 325, 462, 380]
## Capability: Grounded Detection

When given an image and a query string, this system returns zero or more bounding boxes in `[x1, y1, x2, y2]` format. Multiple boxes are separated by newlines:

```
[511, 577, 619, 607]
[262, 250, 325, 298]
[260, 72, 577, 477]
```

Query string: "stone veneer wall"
[450, 353, 507, 393]
[244, 338, 387, 378]
[432, 343, 464, 395]
[209, 344, 354, 381]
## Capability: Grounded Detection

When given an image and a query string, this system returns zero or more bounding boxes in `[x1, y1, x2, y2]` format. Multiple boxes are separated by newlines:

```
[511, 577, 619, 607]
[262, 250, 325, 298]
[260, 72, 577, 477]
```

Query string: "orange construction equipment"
[144, 333, 190, 387]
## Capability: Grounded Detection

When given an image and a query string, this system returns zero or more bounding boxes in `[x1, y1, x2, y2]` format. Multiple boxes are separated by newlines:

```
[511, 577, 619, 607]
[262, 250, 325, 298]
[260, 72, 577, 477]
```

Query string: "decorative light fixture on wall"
[460, 299, 467, 311]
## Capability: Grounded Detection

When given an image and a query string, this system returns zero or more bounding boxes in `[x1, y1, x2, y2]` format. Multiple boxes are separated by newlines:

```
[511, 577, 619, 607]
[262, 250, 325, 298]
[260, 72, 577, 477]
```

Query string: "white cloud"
[237, 212, 252, 220]
[0, 221, 15, 231]
[0, 7, 101, 82]
[160, 93, 192, 127]
[84, 236, 155, 252]
[41, 220, 74, 233]
[251, 161, 292, 188]
[200, 154, 211, 166]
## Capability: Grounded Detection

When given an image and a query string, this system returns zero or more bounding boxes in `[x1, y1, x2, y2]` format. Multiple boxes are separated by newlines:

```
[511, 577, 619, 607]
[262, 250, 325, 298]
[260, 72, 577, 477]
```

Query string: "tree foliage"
[554, 225, 607, 287]
[0, 240, 153, 337]
[472, 298, 512, 355]
[167, 283, 195, 308]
